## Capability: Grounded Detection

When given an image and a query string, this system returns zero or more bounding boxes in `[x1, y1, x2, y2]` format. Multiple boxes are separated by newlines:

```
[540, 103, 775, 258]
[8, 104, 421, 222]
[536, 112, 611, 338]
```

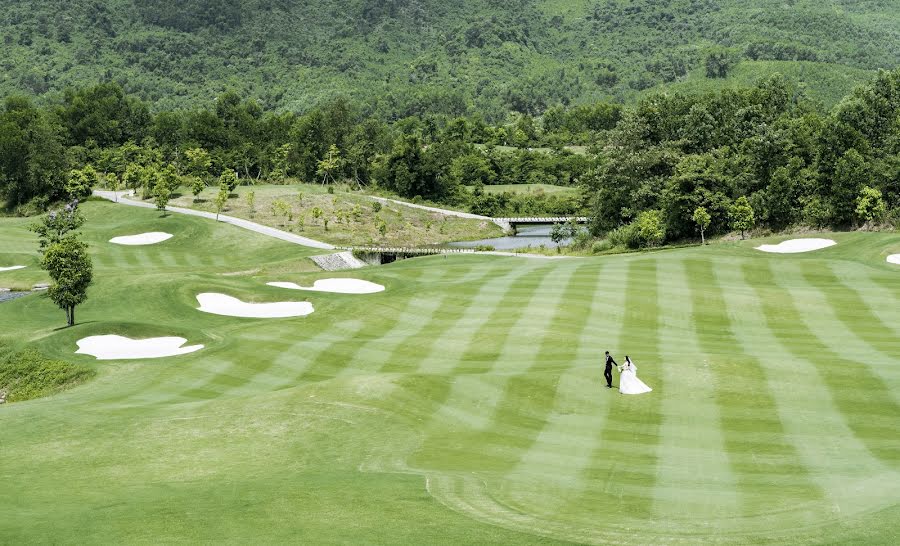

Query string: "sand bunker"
[756, 238, 836, 253]
[267, 278, 385, 294]
[196, 293, 314, 318]
[0, 265, 26, 272]
[887, 254, 900, 265]
[109, 232, 173, 245]
[76, 335, 203, 360]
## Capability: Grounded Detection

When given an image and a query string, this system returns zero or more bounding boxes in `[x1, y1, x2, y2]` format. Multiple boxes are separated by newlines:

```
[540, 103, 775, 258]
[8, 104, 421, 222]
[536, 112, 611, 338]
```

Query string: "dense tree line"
[0, 82, 592, 215]
[585, 70, 900, 245]
[2, 70, 900, 245]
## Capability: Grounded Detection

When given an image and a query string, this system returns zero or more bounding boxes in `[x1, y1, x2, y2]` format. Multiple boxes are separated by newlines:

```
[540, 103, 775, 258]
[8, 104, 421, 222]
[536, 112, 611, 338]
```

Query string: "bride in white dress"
[618, 356, 652, 394]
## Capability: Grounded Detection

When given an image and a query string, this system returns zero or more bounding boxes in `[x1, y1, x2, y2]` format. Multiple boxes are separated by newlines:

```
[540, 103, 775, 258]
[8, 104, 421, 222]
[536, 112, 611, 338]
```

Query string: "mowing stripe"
[716, 262, 897, 523]
[650, 259, 740, 521]
[744, 261, 900, 468]
[441, 264, 585, 472]
[406, 262, 545, 375]
[294, 264, 480, 382]
[502, 263, 620, 512]
[411, 262, 584, 471]
[559, 259, 663, 526]
[157, 251, 179, 269]
[427, 265, 553, 427]
[682, 259, 822, 522]
[332, 265, 459, 378]
[296, 258, 506, 380]
[814, 264, 900, 371]
[784, 263, 900, 392]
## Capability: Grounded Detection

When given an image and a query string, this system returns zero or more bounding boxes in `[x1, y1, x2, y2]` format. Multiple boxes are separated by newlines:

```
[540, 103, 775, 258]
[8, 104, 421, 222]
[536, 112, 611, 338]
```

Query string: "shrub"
[636, 209, 665, 247]
[608, 222, 641, 249]
[608, 210, 666, 249]
[591, 240, 612, 253]
[372, 201, 382, 212]
[474, 244, 495, 251]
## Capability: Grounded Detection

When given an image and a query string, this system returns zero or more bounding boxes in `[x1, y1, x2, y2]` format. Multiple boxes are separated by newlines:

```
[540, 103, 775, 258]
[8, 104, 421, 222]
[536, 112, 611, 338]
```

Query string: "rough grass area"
[0, 346, 95, 403]
[168, 183, 502, 246]
[2, 201, 900, 543]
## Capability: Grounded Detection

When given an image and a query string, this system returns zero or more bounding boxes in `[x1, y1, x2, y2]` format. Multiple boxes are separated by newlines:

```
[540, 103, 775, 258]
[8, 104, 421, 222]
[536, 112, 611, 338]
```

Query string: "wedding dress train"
[619, 361, 652, 395]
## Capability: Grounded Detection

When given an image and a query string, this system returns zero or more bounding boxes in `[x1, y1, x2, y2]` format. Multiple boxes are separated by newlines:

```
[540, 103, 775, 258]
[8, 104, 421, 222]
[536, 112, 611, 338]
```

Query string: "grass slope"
[166, 183, 501, 247]
[0, 346, 95, 402]
[1, 202, 900, 543]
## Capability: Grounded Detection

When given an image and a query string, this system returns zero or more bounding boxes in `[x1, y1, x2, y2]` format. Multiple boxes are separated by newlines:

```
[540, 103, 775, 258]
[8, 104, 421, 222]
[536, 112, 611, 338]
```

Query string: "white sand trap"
[0, 265, 26, 272]
[76, 335, 203, 360]
[267, 278, 385, 294]
[887, 254, 900, 265]
[109, 232, 173, 245]
[196, 293, 314, 318]
[755, 238, 836, 253]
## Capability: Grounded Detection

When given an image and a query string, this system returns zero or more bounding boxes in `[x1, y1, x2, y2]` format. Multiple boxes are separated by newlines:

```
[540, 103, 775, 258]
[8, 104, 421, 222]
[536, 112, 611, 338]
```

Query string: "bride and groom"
[604, 351, 652, 395]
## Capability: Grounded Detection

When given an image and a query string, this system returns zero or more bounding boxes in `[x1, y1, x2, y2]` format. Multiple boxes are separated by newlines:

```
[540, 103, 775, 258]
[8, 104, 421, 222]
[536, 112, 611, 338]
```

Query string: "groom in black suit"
[604, 351, 617, 388]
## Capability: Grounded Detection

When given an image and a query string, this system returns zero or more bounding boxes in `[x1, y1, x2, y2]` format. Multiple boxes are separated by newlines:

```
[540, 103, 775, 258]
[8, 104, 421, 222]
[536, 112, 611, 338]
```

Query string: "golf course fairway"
[1, 200, 899, 544]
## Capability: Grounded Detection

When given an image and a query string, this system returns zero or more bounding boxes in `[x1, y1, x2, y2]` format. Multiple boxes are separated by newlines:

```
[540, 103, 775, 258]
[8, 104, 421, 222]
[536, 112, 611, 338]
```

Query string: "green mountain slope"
[1, 0, 898, 115]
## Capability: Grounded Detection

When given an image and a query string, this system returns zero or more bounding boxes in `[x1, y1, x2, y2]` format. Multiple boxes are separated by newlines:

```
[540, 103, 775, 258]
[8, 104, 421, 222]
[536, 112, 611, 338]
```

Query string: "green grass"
[2, 203, 900, 544]
[166, 183, 502, 247]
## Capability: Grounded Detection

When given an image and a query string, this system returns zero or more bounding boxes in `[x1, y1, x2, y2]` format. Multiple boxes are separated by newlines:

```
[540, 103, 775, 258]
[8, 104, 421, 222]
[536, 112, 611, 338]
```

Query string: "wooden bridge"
[492, 216, 590, 231]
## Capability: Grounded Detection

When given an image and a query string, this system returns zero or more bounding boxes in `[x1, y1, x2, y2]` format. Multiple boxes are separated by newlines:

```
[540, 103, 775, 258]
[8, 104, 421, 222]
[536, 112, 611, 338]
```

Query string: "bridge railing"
[494, 216, 591, 223]
[337, 246, 476, 255]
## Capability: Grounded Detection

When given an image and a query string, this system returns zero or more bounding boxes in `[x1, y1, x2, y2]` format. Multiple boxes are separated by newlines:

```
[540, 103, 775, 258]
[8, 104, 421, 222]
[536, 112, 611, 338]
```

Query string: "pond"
[449, 224, 573, 250]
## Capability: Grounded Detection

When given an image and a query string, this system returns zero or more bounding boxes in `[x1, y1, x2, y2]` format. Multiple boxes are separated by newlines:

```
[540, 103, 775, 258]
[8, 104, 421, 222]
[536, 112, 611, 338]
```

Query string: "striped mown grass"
[1, 201, 899, 544]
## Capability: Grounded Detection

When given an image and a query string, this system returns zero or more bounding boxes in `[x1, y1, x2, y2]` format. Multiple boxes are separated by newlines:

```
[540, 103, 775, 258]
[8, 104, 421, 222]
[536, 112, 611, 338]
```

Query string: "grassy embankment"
[167, 183, 502, 247]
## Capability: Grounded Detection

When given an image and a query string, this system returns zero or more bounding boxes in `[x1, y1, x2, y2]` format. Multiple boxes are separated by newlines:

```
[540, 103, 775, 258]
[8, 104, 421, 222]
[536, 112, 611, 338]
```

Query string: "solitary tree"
[153, 177, 171, 215]
[246, 189, 256, 215]
[108, 173, 120, 202]
[550, 221, 578, 248]
[730, 196, 755, 239]
[692, 206, 711, 245]
[40, 235, 93, 327]
[219, 170, 239, 194]
[122, 163, 144, 195]
[191, 176, 206, 201]
[311, 206, 323, 225]
[214, 184, 228, 221]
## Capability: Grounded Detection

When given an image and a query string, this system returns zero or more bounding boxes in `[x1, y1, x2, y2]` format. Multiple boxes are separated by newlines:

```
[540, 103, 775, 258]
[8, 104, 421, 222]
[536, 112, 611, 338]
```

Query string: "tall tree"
[41, 236, 93, 327]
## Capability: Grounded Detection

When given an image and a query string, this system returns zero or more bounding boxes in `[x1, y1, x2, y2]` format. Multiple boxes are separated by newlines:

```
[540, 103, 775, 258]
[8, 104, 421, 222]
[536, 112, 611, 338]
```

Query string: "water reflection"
[449, 224, 572, 250]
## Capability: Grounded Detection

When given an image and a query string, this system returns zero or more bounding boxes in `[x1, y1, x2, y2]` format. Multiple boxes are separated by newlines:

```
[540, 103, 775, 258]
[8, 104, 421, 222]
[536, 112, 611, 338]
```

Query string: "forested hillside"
[2, 0, 898, 117]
